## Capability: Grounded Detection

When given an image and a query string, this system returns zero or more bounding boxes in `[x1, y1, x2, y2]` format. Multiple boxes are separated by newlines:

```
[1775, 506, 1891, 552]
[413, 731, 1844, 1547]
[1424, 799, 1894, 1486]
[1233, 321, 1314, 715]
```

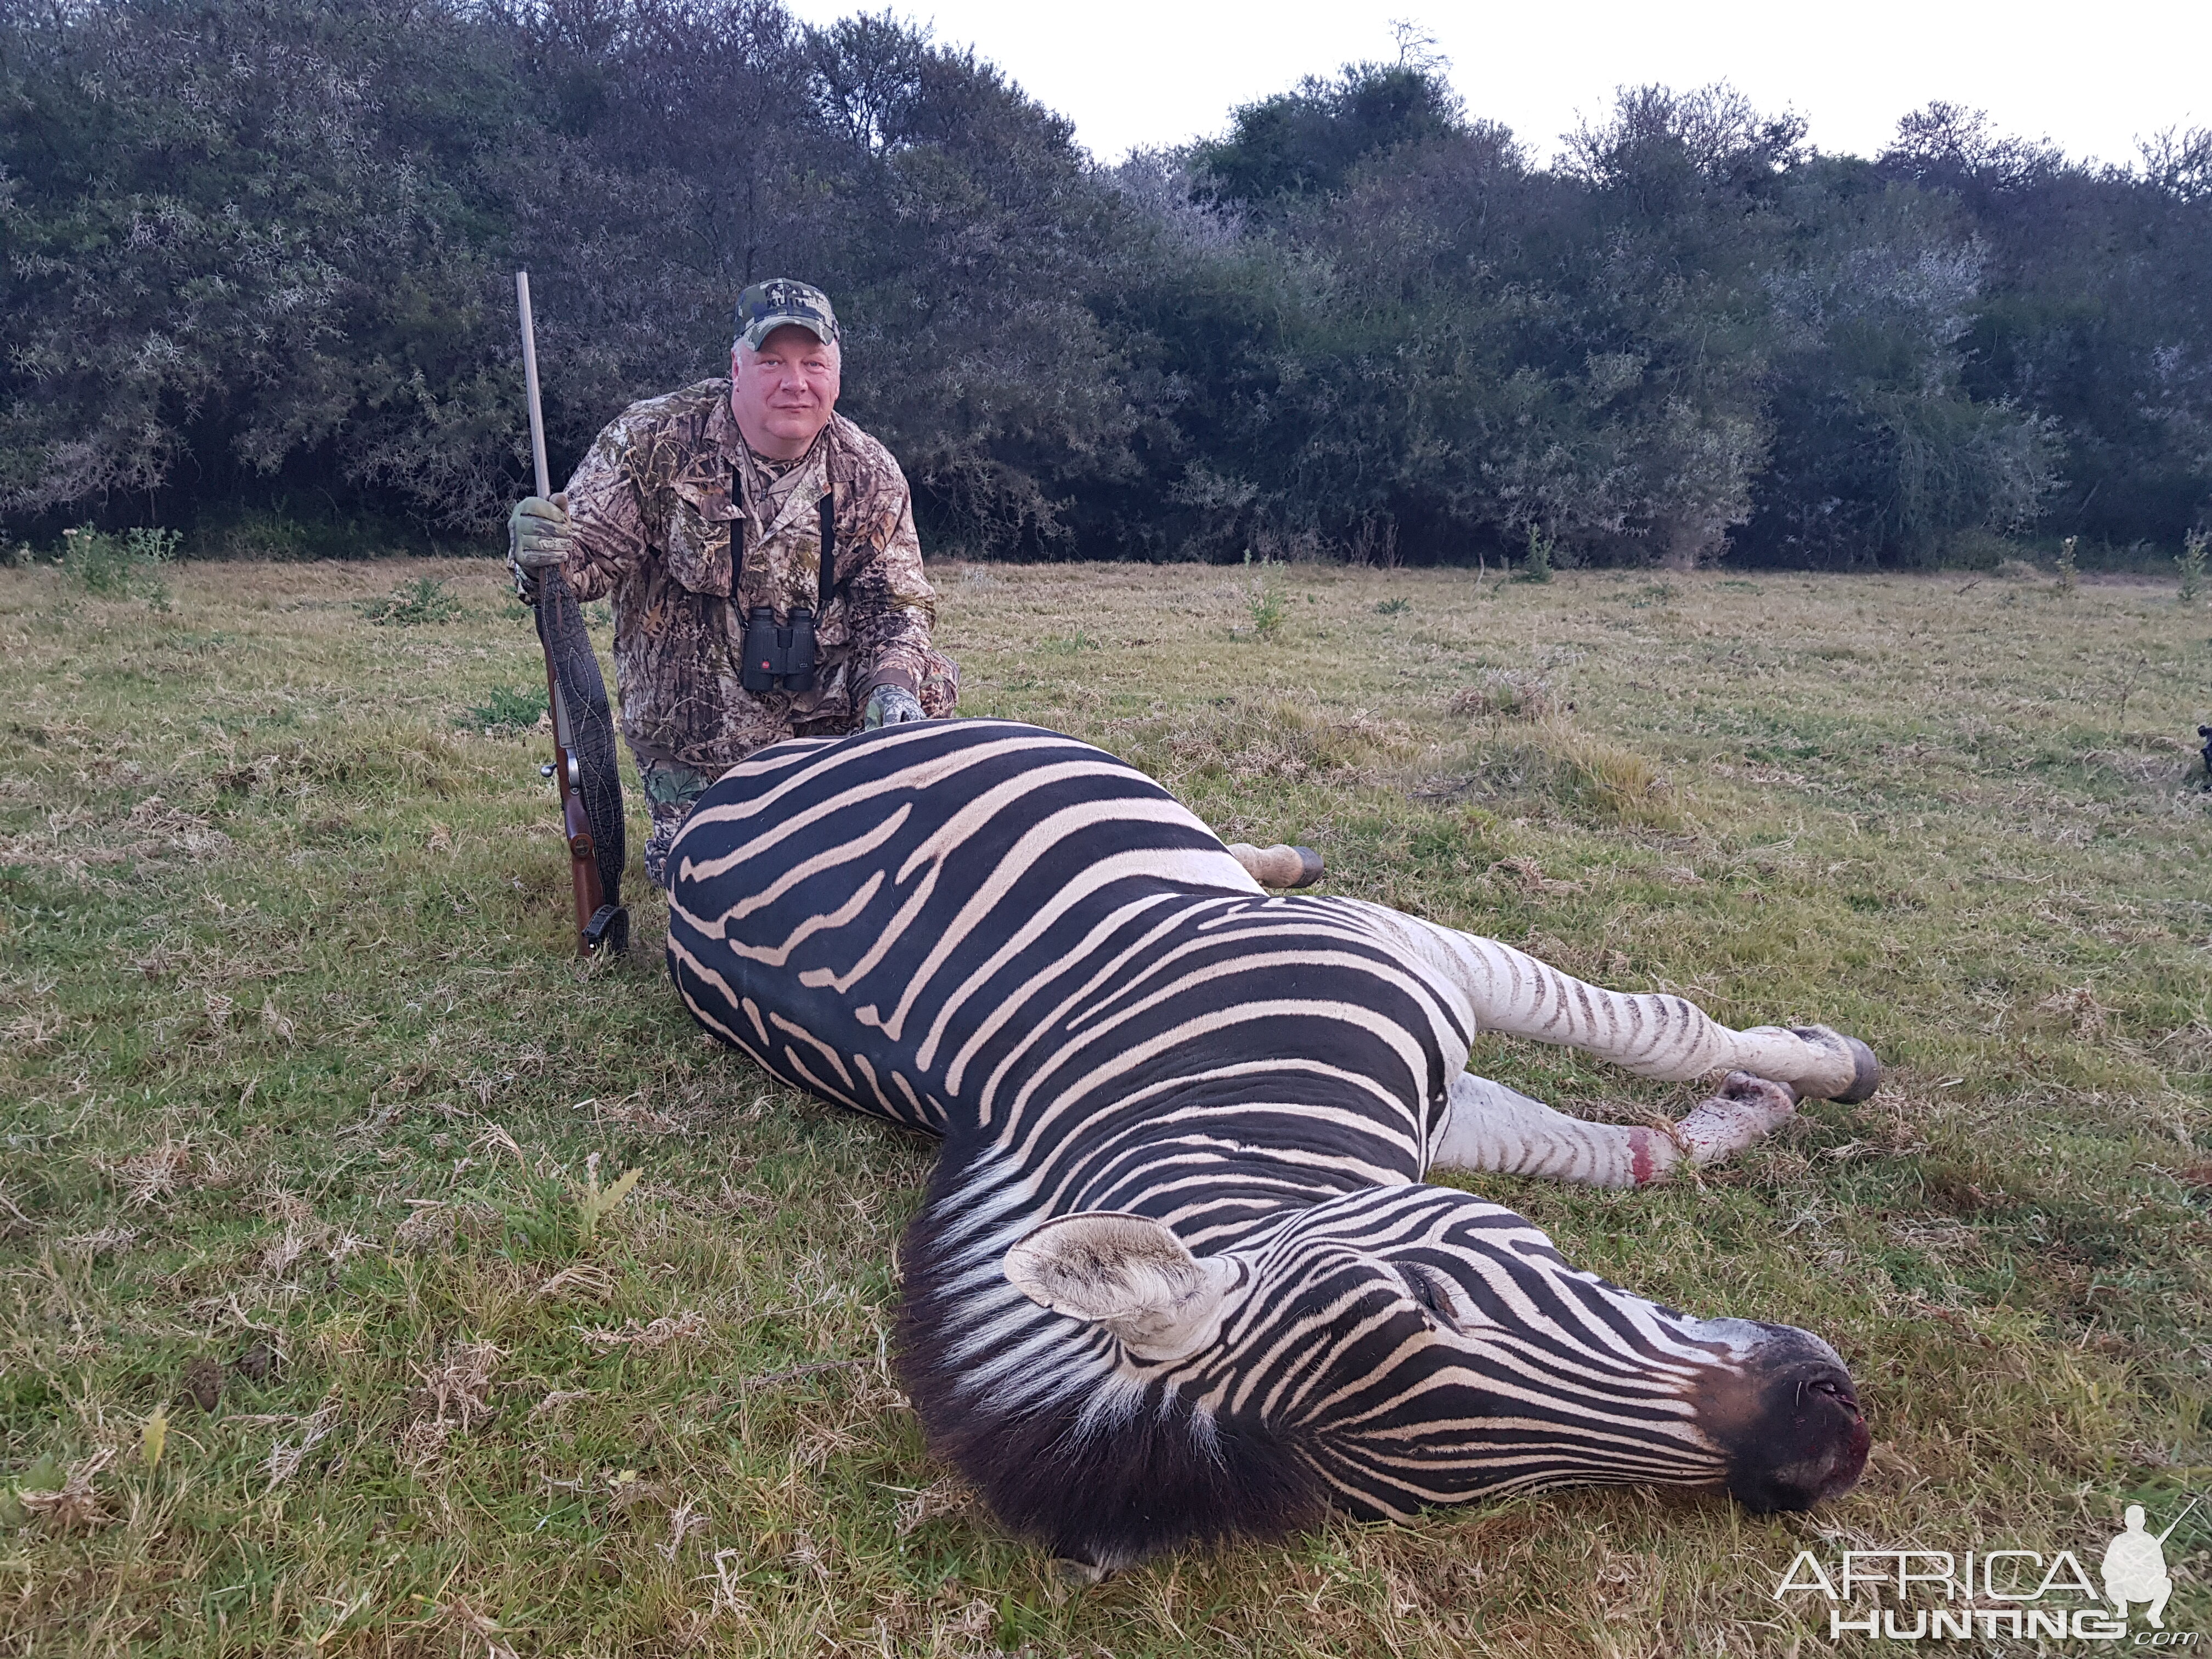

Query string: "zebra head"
[911, 1176, 1867, 1571]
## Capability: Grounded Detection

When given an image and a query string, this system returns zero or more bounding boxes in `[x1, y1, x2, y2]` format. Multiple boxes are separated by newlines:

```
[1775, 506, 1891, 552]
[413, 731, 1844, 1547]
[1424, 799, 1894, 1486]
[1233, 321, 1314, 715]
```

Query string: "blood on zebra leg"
[1431, 1071, 1802, 1188]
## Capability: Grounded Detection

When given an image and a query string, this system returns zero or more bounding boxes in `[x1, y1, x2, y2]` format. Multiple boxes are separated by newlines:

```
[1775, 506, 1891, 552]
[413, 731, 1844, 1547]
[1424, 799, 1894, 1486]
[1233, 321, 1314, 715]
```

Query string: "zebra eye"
[1393, 1262, 1462, 1330]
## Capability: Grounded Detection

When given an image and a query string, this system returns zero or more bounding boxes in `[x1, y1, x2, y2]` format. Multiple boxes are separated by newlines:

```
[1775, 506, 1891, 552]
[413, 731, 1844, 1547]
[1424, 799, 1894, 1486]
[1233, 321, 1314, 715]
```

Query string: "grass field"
[4, 552, 2210, 1657]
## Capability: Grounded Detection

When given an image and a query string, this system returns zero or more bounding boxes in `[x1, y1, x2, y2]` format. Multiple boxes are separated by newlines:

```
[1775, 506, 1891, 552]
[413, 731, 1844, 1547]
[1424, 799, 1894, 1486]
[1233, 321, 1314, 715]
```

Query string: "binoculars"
[736, 486, 838, 696]
[741, 606, 817, 693]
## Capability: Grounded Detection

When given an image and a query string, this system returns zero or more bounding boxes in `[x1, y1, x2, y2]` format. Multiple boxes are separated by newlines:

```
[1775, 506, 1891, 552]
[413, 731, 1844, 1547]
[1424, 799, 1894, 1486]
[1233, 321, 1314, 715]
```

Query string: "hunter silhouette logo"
[1774, 1499, 2203, 1643]
[2104, 1500, 2196, 1629]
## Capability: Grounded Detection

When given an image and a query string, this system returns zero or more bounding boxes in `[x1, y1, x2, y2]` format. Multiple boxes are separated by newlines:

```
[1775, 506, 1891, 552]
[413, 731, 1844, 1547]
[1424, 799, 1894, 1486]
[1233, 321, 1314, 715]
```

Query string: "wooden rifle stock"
[517, 270, 628, 956]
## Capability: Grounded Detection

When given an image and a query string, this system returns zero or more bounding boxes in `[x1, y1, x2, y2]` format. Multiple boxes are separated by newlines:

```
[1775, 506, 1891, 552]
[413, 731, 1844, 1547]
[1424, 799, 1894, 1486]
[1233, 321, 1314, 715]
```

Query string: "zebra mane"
[896, 1141, 1326, 1569]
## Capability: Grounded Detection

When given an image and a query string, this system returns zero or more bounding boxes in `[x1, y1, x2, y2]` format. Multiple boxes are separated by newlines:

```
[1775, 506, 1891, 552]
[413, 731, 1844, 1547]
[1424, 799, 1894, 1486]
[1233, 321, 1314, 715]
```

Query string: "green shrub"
[191, 501, 434, 561]
[2180, 529, 2207, 604]
[1942, 528, 2013, 571]
[462, 684, 549, 733]
[1037, 630, 1102, 654]
[200, 508, 313, 561]
[58, 524, 176, 603]
[1451, 671, 1558, 721]
[360, 577, 461, 626]
[1515, 526, 1555, 584]
[1242, 551, 1286, 638]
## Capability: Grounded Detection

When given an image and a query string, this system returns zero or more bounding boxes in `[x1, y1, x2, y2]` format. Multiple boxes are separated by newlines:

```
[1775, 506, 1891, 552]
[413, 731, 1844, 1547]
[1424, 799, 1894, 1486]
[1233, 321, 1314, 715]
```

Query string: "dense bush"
[1, 1, 2205, 566]
[0, 0, 1133, 557]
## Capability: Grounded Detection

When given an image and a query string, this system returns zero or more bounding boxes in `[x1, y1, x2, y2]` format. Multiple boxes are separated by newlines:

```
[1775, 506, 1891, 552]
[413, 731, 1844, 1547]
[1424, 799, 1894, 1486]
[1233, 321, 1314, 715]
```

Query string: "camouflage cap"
[733, 278, 840, 351]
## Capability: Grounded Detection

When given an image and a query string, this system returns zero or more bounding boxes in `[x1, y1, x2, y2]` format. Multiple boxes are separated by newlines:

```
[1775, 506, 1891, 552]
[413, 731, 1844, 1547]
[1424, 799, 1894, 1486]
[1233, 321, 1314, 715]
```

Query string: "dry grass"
[3, 554, 2210, 1655]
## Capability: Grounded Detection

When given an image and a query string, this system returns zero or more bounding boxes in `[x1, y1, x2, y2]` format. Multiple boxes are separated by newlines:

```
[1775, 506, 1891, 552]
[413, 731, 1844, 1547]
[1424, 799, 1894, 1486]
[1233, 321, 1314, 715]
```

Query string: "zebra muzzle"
[1697, 1322, 1871, 1513]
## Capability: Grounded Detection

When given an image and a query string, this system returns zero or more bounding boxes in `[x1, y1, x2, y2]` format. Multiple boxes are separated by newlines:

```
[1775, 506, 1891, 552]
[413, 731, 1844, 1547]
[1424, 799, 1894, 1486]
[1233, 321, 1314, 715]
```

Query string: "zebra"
[665, 719, 1878, 1572]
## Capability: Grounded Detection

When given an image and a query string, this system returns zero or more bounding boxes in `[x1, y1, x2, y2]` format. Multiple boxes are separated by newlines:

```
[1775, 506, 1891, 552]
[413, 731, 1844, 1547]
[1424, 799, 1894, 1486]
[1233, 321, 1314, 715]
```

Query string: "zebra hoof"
[1794, 1029, 1881, 1103]
[1227, 842, 1325, 888]
[1835, 1036, 1882, 1103]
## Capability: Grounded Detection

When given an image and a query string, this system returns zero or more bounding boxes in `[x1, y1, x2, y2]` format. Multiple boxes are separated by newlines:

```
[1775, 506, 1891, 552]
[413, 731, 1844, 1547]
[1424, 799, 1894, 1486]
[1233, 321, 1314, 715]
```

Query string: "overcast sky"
[781, 0, 2209, 169]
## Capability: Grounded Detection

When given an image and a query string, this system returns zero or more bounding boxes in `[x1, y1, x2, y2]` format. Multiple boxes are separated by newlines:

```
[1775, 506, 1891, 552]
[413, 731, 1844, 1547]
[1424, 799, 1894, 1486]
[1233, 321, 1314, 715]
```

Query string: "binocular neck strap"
[726, 466, 835, 614]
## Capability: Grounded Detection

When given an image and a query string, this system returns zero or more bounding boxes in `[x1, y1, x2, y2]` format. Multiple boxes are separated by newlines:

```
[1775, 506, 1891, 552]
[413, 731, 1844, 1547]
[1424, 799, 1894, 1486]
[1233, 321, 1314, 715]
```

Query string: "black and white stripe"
[668, 719, 1870, 1568]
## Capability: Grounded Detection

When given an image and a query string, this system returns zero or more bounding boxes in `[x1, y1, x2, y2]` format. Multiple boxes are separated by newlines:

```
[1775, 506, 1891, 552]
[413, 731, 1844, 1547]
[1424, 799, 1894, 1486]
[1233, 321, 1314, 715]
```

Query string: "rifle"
[516, 270, 629, 956]
[2155, 1495, 2203, 1544]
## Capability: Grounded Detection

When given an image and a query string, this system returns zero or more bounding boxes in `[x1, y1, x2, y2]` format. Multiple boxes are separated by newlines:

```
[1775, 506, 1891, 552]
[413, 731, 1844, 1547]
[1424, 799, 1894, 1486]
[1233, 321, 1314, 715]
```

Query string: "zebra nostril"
[1807, 1376, 1857, 1409]
[1713, 1342, 1870, 1514]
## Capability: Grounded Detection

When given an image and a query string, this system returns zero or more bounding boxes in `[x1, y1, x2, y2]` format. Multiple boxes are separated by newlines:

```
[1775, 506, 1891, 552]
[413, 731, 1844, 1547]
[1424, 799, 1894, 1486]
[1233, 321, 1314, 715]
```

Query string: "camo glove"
[863, 684, 927, 730]
[507, 493, 573, 601]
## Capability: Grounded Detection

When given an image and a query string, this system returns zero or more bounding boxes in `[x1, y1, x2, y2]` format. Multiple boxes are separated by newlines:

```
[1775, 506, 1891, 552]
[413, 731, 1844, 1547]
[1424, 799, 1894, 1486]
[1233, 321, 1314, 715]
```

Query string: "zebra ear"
[1003, 1212, 1242, 1361]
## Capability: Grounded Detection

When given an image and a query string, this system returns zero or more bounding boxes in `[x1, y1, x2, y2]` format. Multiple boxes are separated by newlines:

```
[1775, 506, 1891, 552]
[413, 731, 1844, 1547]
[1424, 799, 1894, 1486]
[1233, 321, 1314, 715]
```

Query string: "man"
[508, 278, 958, 886]
[2102, 1504, 2175, 1628]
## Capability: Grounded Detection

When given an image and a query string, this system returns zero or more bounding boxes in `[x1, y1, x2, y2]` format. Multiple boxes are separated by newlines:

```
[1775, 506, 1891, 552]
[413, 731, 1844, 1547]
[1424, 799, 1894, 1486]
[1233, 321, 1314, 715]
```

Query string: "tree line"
[3, 0, 2207, 568]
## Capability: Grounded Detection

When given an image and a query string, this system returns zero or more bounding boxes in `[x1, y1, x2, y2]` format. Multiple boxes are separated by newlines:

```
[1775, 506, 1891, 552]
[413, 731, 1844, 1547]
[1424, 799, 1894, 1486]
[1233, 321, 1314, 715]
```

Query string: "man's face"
[731, 325, 841, 459]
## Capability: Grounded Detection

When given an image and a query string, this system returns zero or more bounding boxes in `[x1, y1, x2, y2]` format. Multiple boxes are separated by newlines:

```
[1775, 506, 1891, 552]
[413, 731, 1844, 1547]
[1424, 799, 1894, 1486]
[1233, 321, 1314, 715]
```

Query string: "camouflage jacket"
[558, 381, 951, 770]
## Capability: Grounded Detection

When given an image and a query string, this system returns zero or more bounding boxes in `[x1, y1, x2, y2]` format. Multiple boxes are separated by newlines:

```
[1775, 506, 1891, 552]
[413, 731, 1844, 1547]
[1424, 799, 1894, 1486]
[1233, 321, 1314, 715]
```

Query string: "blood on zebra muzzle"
[1702, 1323, 1872, 1512]
[662, 719, 1880, 1568]
[1653, 1314, 1869, 1513]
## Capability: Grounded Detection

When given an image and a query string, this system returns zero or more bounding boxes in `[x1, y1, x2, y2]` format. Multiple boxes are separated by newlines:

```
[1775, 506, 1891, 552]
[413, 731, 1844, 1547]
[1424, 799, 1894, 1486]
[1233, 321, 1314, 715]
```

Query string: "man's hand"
[863, 684, 926, 730]
[508, 494, 573, 600]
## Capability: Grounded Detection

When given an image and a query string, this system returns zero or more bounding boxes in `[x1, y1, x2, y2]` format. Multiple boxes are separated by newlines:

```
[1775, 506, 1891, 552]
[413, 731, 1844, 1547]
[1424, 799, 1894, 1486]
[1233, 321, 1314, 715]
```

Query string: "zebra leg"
[1226, 842, 1325, 888]
[1348, 903, 1880, 1103]
[1431, 1070, 1799, 1188]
